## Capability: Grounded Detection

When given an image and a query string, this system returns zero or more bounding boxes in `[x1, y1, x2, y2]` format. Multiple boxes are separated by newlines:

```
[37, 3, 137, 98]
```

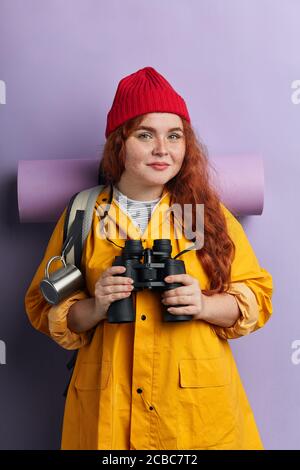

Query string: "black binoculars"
[107, 239, 193, 323]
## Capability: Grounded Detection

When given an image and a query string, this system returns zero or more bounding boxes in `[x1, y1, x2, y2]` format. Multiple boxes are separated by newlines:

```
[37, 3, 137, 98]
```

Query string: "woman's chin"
[141, 173, 171, 186]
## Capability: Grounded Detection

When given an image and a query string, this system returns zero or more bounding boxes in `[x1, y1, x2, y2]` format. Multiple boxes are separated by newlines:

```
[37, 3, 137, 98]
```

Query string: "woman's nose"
[153, 138, 168, 155]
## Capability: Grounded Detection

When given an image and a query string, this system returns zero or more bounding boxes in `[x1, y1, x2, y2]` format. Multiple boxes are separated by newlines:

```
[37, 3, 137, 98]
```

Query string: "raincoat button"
[137, 388, 143, 394]
[149, 406, 154, 411]
[141, 315, 146, 321]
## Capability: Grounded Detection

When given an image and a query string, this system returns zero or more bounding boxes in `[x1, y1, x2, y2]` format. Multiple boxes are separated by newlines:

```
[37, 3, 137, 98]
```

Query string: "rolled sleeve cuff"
[48, 290, 93, 350]
[213, 282, 259, 340]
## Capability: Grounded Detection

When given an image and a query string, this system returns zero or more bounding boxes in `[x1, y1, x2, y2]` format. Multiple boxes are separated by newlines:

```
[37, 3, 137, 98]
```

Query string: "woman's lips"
[148, 164, 170, 171]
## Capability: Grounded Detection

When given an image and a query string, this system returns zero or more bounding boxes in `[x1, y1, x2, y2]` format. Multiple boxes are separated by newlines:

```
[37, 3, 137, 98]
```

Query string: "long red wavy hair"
[98, 115, 235, 296]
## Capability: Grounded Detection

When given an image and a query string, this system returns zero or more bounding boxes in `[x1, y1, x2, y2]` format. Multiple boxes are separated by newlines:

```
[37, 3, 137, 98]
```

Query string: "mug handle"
[45, 256, 67, 279]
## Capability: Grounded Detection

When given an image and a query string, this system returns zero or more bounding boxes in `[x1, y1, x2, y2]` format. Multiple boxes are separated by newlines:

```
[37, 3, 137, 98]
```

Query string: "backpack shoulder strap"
[62, 185, 106, 268]
[61, 184, 106, 399]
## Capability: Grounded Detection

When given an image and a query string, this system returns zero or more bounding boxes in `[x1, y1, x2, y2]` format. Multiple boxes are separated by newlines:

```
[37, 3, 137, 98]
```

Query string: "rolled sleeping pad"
[17, 155, 264, 222]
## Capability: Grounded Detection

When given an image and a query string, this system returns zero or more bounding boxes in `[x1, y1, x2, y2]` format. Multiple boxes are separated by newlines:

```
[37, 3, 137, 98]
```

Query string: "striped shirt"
[113, 186, 161, 235]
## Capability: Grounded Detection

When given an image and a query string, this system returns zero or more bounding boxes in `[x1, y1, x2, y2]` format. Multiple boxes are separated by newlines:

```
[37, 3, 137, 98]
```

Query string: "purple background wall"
[0, 0, 299, 449]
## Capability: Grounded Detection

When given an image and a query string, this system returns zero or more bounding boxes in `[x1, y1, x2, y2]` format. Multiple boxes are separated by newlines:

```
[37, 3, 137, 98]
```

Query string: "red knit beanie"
[105, 66, 191, 138]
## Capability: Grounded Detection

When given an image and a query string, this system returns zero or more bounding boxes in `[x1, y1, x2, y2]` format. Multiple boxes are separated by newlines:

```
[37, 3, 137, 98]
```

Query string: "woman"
[25, 66, 273, 450]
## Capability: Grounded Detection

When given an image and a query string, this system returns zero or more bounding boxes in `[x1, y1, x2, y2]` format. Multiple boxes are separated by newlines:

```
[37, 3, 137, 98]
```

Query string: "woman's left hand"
[162, 274, 206, 319]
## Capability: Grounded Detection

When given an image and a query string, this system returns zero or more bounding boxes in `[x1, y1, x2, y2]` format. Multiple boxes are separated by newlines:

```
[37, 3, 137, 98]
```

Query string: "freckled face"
[123, 113, 186, 187]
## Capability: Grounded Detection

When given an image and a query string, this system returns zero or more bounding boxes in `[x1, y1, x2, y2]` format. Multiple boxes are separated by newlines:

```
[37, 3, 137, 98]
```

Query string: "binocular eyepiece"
[107, 238, 193, 323]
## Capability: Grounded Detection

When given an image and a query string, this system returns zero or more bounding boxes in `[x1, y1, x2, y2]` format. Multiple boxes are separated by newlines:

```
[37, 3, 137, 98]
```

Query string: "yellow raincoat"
[25, 186, 273, 450]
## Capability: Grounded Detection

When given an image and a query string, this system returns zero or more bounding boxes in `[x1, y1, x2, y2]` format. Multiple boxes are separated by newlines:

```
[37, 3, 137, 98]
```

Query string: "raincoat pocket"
[74, 362, 111, 449]
[75, 361, 111, 390]
[177, 357, 236, 449]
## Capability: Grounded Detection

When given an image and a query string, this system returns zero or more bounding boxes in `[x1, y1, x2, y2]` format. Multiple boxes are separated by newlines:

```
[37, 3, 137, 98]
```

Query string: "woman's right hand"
[93, 266, 134, 321]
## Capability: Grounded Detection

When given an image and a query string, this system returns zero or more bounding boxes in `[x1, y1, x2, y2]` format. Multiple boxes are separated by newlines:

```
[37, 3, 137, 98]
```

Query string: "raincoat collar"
[96, 185, 172, 242]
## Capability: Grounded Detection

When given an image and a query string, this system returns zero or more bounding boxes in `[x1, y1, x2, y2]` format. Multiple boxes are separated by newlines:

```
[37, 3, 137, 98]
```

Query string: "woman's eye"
[138, 133, 152, 139]
[137, 133, 181, 140]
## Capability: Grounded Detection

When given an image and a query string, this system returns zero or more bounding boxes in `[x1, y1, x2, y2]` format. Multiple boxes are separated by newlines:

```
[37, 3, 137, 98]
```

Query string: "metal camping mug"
[40, 255, 84, 305]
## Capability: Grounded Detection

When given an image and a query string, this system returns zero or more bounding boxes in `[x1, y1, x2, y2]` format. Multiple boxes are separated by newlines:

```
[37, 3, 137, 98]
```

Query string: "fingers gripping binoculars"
[107, 239, 193, 323]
